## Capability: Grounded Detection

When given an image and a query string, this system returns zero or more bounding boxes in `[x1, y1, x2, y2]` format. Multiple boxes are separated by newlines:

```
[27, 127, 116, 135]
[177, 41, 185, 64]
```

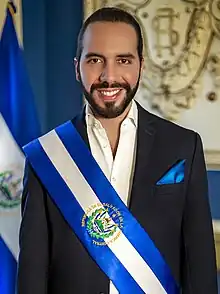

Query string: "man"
[17, 7, 218, 294]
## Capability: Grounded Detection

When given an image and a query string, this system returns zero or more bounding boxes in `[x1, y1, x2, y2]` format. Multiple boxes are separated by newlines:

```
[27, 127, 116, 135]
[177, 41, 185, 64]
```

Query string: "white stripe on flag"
[0, 114, 24, 260]
[39, 130, 167, 294]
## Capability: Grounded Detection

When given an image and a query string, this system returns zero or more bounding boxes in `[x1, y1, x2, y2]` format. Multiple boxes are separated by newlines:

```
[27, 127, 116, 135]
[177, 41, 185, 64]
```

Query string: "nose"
[99, 62, 119, 84]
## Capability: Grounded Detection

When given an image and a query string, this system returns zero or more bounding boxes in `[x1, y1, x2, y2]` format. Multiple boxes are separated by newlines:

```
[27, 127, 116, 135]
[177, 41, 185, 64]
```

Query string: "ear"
[140, 57, 144, 75]
[74, 57, 80, 81]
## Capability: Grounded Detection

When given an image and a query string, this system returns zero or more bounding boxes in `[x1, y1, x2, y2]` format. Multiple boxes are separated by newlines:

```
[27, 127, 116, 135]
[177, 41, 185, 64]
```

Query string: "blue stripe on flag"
[24, 139, 144, 293]
[0, 237, 16, 294]
[56, 121, 179, 294]
[0, 4, 41, 148]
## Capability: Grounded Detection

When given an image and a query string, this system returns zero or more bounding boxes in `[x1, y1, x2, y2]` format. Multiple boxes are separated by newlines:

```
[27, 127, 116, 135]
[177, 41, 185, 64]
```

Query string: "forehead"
[81, 22, 138, 56]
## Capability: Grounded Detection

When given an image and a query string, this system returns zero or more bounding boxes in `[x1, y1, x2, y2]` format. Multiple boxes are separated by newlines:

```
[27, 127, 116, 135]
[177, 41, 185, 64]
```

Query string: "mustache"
[90, 81, 131, 93]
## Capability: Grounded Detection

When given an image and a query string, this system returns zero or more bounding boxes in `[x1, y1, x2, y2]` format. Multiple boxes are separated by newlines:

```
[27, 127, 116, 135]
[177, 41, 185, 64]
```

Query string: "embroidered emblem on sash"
[82, 203, 124, 246]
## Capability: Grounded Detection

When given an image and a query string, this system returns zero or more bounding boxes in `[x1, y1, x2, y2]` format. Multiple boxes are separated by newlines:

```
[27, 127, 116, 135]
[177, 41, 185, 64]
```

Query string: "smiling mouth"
[97, 89, 122, 101]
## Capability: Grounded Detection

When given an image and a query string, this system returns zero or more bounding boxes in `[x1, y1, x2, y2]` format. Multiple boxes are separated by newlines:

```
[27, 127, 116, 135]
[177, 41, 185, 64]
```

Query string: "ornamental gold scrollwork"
[181, 0, 209, 7]
[139, 5, 213, 119]
[84, 0, 220, 120]
[207, 53, 220, 86]
[152, 8, 179, 58]
[209, 0, 220, 38]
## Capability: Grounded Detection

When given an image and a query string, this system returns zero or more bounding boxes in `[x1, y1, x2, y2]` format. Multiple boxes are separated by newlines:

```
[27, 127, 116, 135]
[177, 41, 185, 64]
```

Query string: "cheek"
[120, 62, 140, 84]
[80, 64, 101, 90]
[123, 69, 140, 88]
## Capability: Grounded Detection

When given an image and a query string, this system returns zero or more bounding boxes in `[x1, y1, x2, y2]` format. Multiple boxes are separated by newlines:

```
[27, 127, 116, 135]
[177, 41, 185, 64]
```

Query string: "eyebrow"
[116, 53, 136, 59]
[84, 53, 105, 60]
[84, 52, 136, 60]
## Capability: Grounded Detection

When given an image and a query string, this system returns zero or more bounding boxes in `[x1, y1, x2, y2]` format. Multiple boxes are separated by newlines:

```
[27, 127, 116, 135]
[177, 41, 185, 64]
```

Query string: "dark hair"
[76, 7, 143, 62]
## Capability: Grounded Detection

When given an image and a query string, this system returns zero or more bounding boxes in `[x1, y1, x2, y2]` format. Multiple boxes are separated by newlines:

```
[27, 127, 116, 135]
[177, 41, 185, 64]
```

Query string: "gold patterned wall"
[0, 0, 22, 45]
[84, 0, 220, 270]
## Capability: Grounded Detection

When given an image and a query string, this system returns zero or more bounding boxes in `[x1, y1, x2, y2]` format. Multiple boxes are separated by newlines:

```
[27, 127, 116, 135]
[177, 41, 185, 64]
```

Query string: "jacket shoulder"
[138, 102, 198, 139]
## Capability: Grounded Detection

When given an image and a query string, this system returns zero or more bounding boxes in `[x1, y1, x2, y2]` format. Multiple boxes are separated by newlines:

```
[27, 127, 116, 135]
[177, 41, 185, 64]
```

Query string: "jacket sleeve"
[181, 133, 218, 293]
[17, 160, 50, 294]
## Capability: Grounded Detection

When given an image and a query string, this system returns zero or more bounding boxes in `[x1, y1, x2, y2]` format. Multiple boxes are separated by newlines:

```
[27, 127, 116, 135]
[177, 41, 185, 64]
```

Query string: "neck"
[94, 102, 132, 157]
[99, 104, 131, 130]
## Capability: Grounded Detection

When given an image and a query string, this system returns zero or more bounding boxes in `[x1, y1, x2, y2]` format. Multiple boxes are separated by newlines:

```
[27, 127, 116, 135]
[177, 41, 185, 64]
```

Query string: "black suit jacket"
[17, 104, 218, 294]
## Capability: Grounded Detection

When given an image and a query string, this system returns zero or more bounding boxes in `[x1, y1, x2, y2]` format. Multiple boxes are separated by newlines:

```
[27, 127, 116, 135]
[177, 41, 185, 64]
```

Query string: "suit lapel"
[132, 104, 157, 187]
[71, 107, 90, 149]
[129, 104, 157, 222]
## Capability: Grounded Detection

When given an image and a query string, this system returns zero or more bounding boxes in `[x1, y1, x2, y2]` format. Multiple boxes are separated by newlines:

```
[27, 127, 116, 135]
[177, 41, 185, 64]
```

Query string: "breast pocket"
[152, 183, 185, 221]
[154, 182, 185, 196]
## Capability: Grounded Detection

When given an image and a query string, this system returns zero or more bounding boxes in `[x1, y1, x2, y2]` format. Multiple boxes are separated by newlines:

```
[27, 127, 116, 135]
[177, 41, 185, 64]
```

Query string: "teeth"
[100, 90, 120, 96]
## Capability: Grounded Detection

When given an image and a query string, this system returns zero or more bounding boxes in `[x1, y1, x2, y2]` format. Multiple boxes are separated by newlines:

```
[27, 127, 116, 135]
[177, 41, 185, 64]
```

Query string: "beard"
[78, 72, 140, 119]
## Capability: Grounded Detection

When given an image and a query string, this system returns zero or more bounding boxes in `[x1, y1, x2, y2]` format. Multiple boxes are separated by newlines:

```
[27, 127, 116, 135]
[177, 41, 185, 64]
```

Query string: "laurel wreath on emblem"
[0, 171, 22, 208]
[86, 208, 118, 240]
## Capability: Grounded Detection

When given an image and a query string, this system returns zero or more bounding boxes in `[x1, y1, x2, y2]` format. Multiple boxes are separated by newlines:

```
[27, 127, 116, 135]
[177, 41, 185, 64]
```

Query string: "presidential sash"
[23, 121, 179, 294]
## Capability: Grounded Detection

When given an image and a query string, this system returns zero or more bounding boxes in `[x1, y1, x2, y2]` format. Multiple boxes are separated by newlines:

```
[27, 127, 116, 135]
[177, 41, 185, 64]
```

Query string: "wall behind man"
[22, 0, 83, 133]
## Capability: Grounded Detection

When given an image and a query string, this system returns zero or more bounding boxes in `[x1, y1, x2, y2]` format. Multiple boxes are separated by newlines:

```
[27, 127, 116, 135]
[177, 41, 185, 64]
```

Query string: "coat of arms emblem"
[0, 169, 22, 209]
[82, 203, 124, 246]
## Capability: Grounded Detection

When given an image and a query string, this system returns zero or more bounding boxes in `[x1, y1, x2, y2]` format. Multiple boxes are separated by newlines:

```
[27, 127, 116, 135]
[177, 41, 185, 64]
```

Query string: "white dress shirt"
[85, 100, 138, 294]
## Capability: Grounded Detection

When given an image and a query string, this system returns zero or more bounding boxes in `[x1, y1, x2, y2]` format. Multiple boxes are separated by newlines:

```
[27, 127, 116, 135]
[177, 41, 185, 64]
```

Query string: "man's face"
[75, 21, 143, 118]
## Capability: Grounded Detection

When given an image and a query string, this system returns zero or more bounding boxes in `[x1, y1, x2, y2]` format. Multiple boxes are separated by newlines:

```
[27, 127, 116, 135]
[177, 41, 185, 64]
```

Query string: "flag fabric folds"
[0, 2, 41, 293]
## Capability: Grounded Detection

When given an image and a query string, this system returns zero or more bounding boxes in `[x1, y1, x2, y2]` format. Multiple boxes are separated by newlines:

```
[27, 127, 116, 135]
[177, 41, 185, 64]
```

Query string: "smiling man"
[17, 7, 217, 294]
[76, 21, 141, 118]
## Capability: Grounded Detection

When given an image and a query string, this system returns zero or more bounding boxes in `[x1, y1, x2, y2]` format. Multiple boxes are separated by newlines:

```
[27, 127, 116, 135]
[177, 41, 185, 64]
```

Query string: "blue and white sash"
[23, 121, 179, 294]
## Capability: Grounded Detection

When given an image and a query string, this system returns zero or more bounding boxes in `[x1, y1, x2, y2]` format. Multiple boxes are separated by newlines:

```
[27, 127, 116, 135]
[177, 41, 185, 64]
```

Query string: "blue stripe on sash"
[24, 139, 144, 294]
[55, 121, 179, 294]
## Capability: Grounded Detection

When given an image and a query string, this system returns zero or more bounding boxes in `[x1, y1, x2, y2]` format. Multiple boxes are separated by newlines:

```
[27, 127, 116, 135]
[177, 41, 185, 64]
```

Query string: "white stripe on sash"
[39, 130, 167, 294]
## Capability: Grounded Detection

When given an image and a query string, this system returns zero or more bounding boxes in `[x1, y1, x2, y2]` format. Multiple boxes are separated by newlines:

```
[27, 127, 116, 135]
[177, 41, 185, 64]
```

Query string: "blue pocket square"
[156, 159, 185, 185]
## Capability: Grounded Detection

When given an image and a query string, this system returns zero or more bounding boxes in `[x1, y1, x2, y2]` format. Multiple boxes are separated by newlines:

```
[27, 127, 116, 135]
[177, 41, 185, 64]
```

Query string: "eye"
[87, 58, 102, 64]
[117, 58, 131, 65]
